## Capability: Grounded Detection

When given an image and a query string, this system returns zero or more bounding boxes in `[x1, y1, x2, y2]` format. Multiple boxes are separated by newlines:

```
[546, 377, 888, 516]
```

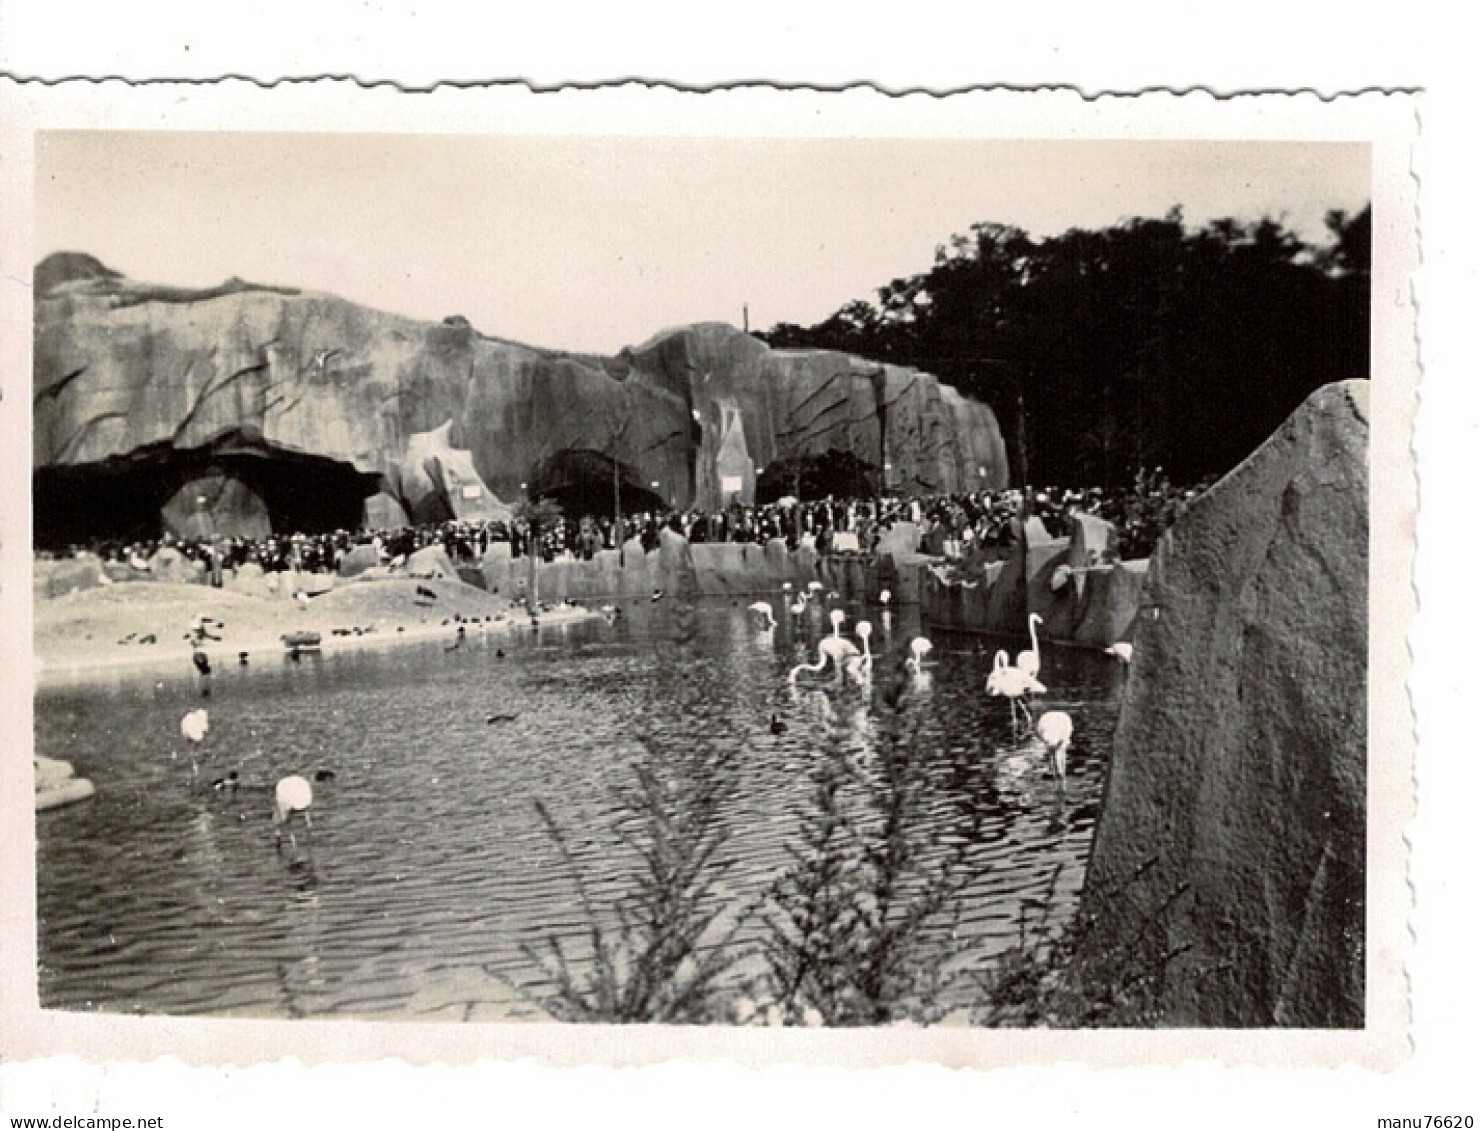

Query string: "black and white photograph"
[0, 73, 1429, 1121]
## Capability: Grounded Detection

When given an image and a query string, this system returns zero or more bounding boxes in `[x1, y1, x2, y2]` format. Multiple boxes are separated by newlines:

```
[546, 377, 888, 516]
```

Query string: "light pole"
[197, 493, 222, 588]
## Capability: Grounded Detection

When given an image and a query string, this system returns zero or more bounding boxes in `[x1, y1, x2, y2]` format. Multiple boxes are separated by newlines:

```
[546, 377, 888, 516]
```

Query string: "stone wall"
[918, 514, 1145, 649]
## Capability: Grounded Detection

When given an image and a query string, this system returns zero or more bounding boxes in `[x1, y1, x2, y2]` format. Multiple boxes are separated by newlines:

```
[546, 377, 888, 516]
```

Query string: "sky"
[35, 132, 1370, 355]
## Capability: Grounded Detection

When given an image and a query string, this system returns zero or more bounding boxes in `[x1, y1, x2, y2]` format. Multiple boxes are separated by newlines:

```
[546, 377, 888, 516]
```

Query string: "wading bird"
[748, 601, 778, 630]
[1036, 710, 1075, 788]
[906, 636, 933, 672]
[179, 708, 209, 778]
[789, 634, 859, 684]
[986, 650, 1046, 731]
[273, 775, 314, 851]
[845, 621, 874, 682]
[1017, 612, 1045, 679]
[1105, 641, 1133, 664]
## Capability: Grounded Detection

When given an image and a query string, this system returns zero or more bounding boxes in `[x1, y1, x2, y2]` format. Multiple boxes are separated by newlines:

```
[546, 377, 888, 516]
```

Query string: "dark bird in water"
[313, 769, 337, 783]
[138, 634, 156, 645]
[192, 650, 212, 676]
[416, 585, 438, 600]
[495, 648, 506, 658]
[238, 651, 249, 665]
[486, 713, 519, 724]
[211, 771, 239, 794]
[651, 589, 665, 602]
[769, 714, 786, 735]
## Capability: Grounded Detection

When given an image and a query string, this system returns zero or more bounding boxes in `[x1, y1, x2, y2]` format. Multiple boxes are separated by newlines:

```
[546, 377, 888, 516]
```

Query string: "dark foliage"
[762, 208, 1371, 487]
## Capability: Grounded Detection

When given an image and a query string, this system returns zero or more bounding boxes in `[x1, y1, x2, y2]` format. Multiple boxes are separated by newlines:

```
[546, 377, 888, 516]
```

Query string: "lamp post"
[197, 493, 223, 588]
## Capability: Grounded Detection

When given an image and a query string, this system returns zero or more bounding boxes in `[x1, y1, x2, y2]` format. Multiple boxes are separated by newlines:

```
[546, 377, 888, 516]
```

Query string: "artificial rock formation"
[33, 256, 1007, 546]
[1075, 380, 1369, 1026]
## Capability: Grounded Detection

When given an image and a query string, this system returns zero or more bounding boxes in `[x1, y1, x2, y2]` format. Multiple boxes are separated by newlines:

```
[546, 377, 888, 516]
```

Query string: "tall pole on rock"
[610, 415, 631, 568]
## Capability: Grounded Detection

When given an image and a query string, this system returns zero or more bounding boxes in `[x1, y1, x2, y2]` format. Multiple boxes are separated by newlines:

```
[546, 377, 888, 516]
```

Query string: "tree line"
[760, 206, 1371, 487]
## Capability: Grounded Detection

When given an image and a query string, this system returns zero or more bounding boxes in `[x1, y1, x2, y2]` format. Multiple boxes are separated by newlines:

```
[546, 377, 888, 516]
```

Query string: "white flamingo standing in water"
[747, 601, 778, 630]
[1036, 710, 1075, 789]
[179, 708, 209, 779]
[788, 635, 859, 684]
[828, 608, 850, 640]
[906, 636, 933, 672]
[986, 650, 1046, 732]
[274, 775, 314, 850]
[1017, 612, 1045, 679]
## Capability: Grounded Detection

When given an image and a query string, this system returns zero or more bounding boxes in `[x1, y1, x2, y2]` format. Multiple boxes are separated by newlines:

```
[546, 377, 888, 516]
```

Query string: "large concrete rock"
[34, 259, 1006, 542]
[1075, 380, 1369, 1027]
[397, 420, 512, 525]
[405, 545, 459, 579]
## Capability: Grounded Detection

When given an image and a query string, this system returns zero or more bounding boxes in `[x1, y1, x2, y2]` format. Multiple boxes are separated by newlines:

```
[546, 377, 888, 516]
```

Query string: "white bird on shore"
[1105, 641, 1133, 664]
[274, 775, 314, 850]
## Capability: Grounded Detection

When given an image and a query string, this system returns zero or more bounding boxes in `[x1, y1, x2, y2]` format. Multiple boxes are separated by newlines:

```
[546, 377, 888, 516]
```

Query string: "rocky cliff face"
[33, 256, 1007, 545]
[1074, 380, 1369, 1026]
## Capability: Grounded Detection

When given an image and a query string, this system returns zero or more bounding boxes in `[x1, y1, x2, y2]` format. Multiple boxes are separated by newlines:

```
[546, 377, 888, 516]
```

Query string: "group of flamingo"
[178, 706, 318, 850]
[761, 587, 931, 689]
[768, 593, 1089, 790]
[982, 613, 1076, 786]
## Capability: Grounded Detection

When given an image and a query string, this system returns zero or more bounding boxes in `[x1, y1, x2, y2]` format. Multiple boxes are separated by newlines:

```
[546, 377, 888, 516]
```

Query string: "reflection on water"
[35, 598, 1124, 1021]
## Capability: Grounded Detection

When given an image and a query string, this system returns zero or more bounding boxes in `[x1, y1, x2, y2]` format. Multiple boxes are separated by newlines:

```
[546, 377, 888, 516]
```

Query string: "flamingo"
[828, 609, 849, 638]
[274, 775, 314, 850]
[1105, 641, 1133, 664]
[180, 708, 209, 744]
[789, 635, 859, 684]
[748, 601, 778, 630]
[789, 596, 808, 618]
[1017, 612, 1044, 679]
[180, 708, 209, 778]
[986, 650, 1046, 731]
[846, 621, 874, 682]
[906, 636, 933, 672]
[1036, 710, 1075, 787]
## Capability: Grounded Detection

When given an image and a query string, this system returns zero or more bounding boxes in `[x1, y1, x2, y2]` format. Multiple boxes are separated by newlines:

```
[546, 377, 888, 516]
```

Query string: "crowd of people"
[42, 471, 1213, 579]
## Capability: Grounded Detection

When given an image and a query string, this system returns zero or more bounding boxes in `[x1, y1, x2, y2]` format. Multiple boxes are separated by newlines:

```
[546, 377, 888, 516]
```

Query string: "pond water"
[34, 598, 1124, 1022]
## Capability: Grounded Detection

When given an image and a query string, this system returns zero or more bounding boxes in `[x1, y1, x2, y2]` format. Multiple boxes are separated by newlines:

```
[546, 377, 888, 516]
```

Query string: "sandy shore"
[33, 576, 596, 679]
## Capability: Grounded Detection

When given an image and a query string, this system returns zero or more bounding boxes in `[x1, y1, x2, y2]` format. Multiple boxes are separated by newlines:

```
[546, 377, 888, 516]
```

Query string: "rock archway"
[526, 449, 666, 519]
